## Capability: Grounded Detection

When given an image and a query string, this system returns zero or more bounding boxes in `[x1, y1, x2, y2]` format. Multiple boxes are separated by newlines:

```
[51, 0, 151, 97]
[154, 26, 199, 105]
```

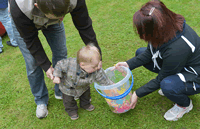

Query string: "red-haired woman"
[115, 0, 200, 121]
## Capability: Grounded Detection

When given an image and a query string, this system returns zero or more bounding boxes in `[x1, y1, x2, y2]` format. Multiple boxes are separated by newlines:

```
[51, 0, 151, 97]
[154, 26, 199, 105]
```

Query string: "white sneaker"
[55, 95, 62, 99]
[164, 100, 193, 121]
[36, 104, 48, 119]
[158, 89, 165, 96]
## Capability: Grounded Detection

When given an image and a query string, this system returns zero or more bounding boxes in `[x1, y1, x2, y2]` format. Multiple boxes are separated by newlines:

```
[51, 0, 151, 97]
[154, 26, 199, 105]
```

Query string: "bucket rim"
[94, 68, 134, 100]
[94, 66, 131, 90]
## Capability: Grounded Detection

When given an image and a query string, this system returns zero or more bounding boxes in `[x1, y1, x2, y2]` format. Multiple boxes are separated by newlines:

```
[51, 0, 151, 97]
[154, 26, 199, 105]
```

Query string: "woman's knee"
[160, 75, 178, 94]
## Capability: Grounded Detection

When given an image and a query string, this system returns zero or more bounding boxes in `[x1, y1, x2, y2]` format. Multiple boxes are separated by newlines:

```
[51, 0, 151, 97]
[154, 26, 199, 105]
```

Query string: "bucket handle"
[94, 72, 134, 100]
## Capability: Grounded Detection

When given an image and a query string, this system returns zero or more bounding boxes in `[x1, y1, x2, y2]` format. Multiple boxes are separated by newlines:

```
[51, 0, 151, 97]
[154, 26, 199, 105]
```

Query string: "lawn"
[0, 0, 200, 128]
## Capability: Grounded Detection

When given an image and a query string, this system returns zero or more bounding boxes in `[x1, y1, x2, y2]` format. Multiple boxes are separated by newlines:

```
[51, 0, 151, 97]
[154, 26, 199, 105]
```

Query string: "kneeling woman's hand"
[130, 91, 138, 109]
[115, 62, 129, 68]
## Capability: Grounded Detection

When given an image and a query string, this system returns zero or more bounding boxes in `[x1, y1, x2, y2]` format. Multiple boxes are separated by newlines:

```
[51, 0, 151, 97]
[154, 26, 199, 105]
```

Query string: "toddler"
[53, 44, 113, 120]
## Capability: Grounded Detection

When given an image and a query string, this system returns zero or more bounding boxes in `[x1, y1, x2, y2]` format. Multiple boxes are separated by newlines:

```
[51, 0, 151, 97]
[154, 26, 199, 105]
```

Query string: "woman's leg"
[160, 75, 200, 106]
[160, 75, 200, 121]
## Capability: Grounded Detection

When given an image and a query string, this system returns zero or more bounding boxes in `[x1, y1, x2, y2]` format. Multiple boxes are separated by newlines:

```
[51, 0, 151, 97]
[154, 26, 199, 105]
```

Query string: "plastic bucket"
[94, 66, 134, 113]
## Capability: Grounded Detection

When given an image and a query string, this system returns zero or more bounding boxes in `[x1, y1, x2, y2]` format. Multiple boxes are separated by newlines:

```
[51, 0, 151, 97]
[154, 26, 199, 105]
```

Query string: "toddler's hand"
[53, 77, 61, 84]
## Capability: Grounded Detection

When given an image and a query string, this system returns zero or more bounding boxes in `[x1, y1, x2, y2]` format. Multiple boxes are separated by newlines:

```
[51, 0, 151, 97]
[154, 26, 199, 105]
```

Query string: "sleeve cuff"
[135, 88, 145, 98]
[40, 61, 52, 72]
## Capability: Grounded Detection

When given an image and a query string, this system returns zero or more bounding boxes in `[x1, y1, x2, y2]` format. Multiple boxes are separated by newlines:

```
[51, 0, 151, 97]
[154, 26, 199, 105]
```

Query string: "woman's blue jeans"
[136, 47, 200, 107]
[12, 21, 67, 105]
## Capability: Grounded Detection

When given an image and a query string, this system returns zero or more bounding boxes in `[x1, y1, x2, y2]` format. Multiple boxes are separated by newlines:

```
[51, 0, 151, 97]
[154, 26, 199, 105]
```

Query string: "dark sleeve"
[135, 43, 191, 97]
[126, 44, 152, 70]
[10, 0, 51, 72]
[70, 0, 102, 56]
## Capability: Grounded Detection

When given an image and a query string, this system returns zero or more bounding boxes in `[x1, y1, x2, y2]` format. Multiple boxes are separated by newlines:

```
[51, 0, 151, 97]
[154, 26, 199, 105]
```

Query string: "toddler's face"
[81, 59, 100, 73]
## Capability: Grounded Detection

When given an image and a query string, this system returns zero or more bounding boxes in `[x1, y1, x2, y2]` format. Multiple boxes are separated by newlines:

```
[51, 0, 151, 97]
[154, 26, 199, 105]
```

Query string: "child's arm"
[95, 68, 113, 85]
[53, 59, 69, 83]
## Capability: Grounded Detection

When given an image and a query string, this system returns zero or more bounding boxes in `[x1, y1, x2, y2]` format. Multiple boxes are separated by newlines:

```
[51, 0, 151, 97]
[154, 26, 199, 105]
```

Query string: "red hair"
[133, 0, 185, 47]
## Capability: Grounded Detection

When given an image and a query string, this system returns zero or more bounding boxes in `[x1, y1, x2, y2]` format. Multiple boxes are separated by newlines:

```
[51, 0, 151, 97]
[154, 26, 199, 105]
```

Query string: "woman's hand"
[115, 62, 129, 68]
[112, 62, 129, 71]
[130, 91, 138, 109]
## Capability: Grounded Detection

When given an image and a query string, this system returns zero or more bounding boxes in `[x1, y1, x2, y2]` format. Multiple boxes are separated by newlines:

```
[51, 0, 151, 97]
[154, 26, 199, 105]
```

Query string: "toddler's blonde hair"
[77, 44, 101, 64]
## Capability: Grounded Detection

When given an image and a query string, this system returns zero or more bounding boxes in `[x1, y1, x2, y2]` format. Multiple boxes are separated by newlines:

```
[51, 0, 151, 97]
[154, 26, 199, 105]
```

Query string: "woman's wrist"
[133, 91, 139, 98]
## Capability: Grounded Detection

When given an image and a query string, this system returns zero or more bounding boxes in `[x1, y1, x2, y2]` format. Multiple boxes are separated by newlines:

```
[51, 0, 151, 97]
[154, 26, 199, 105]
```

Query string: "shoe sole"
[164, 103, 193, 121]
[55, 95, 62, 100]
[86, 107, 95, 111]
[36, 111, 48, 119]
[71, 116, 79, 120]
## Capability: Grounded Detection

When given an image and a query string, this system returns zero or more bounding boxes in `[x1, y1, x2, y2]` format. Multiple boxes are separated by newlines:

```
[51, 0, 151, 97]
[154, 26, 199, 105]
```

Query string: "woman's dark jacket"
[127, 21, 200, 97]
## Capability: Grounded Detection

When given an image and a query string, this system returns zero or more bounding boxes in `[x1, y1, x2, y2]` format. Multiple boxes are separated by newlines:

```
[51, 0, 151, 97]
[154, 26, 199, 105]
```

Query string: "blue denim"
[136, 47, 200, 107]
[11, 20, 67, 105]
[0, 0, 8, 9]
[0, 7, 18, 48]
[161, 75, 200, 107]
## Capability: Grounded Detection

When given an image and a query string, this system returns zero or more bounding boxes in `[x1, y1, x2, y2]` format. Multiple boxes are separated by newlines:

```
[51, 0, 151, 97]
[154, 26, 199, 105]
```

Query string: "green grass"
[0, 0, 200, 128]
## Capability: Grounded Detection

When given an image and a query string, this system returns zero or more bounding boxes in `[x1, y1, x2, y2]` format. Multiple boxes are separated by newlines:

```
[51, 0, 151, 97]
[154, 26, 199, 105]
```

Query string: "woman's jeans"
[0, 7, 17, 48]
[12, 20, 67, 105]
[136, 47, 200, 107]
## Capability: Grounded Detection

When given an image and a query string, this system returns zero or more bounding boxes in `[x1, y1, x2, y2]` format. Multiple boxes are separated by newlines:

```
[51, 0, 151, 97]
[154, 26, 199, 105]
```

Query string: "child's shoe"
[85, 104, 95, 111]
[55, 94, 62, 99]
[55, 91, 62, 99]
[70, 114, 79, 120]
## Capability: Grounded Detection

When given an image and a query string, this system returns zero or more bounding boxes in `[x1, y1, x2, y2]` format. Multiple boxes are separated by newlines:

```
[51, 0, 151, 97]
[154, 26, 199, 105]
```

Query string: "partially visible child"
[53, 44, 113, 120]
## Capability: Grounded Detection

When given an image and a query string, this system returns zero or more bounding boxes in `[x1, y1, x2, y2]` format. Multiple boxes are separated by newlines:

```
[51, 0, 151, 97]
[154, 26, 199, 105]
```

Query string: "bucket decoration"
[94, 66, 134, 113]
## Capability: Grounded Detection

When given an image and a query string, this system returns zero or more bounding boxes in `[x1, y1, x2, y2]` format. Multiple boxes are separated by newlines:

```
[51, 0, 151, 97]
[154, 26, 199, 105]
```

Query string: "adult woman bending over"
[115, 0, 200, 121]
